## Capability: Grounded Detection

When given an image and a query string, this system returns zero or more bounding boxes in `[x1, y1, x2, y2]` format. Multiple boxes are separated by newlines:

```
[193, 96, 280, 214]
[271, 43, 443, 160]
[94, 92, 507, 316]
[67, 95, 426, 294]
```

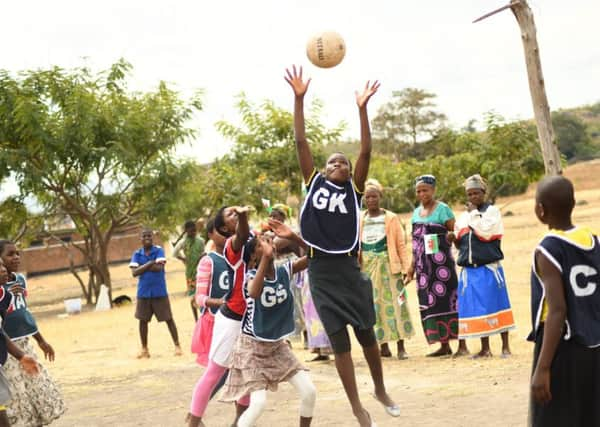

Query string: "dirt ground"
[25, 162, 600, 427]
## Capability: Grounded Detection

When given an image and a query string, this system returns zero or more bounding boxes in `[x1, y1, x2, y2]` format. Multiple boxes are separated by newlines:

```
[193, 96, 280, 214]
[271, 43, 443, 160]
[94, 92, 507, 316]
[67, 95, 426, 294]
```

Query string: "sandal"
[371, 393, 401, 417]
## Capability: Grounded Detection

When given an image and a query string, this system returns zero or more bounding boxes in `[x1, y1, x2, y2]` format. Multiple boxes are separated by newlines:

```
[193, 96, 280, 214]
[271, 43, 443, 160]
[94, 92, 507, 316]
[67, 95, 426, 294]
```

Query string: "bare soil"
[26, 162, 600, 427]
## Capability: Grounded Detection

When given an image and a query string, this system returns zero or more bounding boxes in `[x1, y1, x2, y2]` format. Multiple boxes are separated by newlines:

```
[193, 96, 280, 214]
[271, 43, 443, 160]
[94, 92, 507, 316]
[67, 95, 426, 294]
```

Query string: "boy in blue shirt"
[130, 228, 181, 358]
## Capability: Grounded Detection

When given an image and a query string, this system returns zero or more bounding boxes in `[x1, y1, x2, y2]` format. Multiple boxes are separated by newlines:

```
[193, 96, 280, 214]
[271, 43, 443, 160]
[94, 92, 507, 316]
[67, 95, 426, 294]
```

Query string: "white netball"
[306, 31, 346, 68]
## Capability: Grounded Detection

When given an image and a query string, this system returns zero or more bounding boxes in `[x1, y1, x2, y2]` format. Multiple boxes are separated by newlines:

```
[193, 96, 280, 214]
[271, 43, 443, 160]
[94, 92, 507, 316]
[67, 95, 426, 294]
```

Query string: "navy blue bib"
[203, 252, 231, 315]
[242, 262, 295, 341]
[300, 171, 361, 254]
[530, 232, 600, 347]
[2, 273, 38, 340]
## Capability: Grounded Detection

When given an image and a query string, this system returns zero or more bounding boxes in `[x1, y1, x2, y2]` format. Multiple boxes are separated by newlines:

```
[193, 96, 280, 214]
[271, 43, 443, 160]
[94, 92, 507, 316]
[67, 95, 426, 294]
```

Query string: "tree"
[0, 196, 42, 243]
[367, 113, 544, 213]
[372, 88, 447, 157]
[551, 111, 593, 161]
[183, 94, 344, 219]
[0, 60, 202, 304]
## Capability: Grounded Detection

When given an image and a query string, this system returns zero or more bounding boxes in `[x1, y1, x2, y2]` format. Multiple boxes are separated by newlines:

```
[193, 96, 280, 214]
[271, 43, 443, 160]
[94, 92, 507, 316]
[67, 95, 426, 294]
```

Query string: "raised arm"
[231, 206, 250, 253]
[247, 241, 274, 299]
[353, 80, 380, 192]
[268, 219, 307, 251]
[285, 65, 314, 183]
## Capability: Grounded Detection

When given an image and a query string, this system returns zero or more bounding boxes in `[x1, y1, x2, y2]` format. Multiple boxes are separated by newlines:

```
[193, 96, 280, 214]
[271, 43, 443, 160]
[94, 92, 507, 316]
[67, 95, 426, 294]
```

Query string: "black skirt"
[529, 324, 600, 427]
[308, 255, 375, 336]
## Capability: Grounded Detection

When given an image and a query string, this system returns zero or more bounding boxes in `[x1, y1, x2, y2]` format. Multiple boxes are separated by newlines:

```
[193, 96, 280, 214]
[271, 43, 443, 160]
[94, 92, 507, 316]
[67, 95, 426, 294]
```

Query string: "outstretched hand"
[285, 65, 311, 98]
[233, 206, 251, 215]
[355, 80, 380, 108]
[268, 219, 295, 240]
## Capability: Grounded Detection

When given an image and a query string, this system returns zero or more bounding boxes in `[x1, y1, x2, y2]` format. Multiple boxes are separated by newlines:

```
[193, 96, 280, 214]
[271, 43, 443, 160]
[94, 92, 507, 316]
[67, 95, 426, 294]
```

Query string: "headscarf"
[464, 174, 487, 192]
[414, 174, 436, 187]
[364, 178, 384, 195]
[270, 203, 292, 220]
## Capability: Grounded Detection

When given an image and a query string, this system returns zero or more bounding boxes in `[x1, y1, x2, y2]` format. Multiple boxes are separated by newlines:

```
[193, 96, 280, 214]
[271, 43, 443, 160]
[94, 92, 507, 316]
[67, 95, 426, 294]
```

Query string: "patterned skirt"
[220, 334, 306, 402]
[362, 249, 415, 343]
[4, 337, 66, 426]
[301, 272, 332, 350]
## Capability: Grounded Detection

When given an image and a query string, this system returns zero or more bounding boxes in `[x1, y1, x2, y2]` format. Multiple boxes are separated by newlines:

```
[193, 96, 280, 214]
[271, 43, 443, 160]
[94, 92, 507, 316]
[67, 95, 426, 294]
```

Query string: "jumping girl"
[285, 65, 398, 427]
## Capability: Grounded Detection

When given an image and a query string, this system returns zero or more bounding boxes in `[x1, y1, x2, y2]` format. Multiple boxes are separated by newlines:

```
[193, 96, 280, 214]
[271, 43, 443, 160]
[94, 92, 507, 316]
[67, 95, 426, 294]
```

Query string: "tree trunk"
[511, 0, 562, 175]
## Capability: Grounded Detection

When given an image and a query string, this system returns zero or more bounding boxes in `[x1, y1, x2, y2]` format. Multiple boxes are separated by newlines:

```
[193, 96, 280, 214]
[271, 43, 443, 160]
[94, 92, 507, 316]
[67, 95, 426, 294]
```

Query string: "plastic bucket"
[64, 298, 82, 314]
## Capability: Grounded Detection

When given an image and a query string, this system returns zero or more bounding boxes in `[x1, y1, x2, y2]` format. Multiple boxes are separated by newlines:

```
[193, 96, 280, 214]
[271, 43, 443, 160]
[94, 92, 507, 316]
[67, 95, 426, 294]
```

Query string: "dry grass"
[27, 162, 600, 427]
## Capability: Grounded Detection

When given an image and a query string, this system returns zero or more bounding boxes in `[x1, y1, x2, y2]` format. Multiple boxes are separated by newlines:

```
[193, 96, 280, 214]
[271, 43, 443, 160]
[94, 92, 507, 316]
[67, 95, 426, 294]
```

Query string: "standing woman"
[454, 175, 515, 357]
[360, 179, 414, 359]
[0, 240, 66, 426]
[406, 176, 469, 357]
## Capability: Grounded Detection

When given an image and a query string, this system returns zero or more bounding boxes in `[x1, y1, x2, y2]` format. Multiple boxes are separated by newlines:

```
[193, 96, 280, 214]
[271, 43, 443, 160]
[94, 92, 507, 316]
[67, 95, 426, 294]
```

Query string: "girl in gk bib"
[285, 65, 398, 427]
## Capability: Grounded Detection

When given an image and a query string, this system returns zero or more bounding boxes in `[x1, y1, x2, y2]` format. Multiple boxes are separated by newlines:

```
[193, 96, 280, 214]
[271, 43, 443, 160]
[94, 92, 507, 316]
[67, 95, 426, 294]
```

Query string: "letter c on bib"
[569, 265, 598, 297]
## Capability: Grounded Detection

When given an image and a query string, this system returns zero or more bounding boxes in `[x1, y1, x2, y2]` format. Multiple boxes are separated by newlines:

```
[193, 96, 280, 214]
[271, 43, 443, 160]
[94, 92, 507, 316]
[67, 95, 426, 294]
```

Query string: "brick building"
[20, 221, 161, 276]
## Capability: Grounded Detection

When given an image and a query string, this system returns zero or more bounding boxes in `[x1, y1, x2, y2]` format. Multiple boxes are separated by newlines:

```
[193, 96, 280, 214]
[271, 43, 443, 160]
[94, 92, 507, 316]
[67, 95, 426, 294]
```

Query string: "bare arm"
[268, 219, 307, 251]
[6, 333, 24, 360]
[231, 207, 251, 253]
[131, 260, 156, 277]
[291, 256, 308, 274]
[5, 332, 39, 374]
[285, 65, 314, 183]
[247, 241, 274, 299]
[353, 81, 380, 192]
[32, 331, 55, 361]
[445, 218, 457, 244]
[531, 251, 567, 405]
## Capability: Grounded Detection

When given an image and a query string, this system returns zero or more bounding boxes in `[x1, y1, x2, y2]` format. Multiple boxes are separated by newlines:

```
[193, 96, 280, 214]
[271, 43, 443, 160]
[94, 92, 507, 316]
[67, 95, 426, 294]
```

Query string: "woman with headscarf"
[454, 174, 515, 358]
[406, 175, 469, 357]
[360, 179, 414, 359]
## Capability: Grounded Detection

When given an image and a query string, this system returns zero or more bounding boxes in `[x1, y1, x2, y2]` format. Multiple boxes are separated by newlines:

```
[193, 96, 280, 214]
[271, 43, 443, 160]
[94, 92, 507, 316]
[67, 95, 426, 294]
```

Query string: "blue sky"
[1, 0, 599, 180]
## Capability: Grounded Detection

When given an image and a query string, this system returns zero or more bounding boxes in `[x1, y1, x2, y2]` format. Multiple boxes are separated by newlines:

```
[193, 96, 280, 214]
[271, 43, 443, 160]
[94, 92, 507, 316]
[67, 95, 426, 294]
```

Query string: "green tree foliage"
[368, 114, 544, 213]
[186, 95, 344, 219]
[551, 111, 595, 161]
[372, 88, 447, 158]
[0, 60, 202, 303]
[0, 196, 43, 243]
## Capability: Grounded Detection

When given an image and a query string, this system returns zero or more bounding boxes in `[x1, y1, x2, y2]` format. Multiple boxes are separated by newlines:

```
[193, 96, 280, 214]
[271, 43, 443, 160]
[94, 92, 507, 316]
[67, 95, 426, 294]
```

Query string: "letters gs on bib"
[261, 284, 289, 308]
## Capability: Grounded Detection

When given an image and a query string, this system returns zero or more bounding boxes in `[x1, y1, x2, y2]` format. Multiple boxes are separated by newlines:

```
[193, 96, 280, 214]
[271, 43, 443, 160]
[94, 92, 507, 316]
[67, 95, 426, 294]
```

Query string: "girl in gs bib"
[221, 228, 316, 427]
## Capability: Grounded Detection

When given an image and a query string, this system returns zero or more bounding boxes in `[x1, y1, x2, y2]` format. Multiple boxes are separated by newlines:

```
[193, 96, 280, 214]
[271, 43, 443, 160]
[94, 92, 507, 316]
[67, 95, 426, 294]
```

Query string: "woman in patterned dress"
[406, 175, 469, 357]
[360, 179, 414, 359]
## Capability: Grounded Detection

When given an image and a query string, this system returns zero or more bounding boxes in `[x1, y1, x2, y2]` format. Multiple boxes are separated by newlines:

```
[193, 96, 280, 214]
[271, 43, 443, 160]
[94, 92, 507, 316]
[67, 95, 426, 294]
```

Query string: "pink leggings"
[190, 360, 249, 417]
